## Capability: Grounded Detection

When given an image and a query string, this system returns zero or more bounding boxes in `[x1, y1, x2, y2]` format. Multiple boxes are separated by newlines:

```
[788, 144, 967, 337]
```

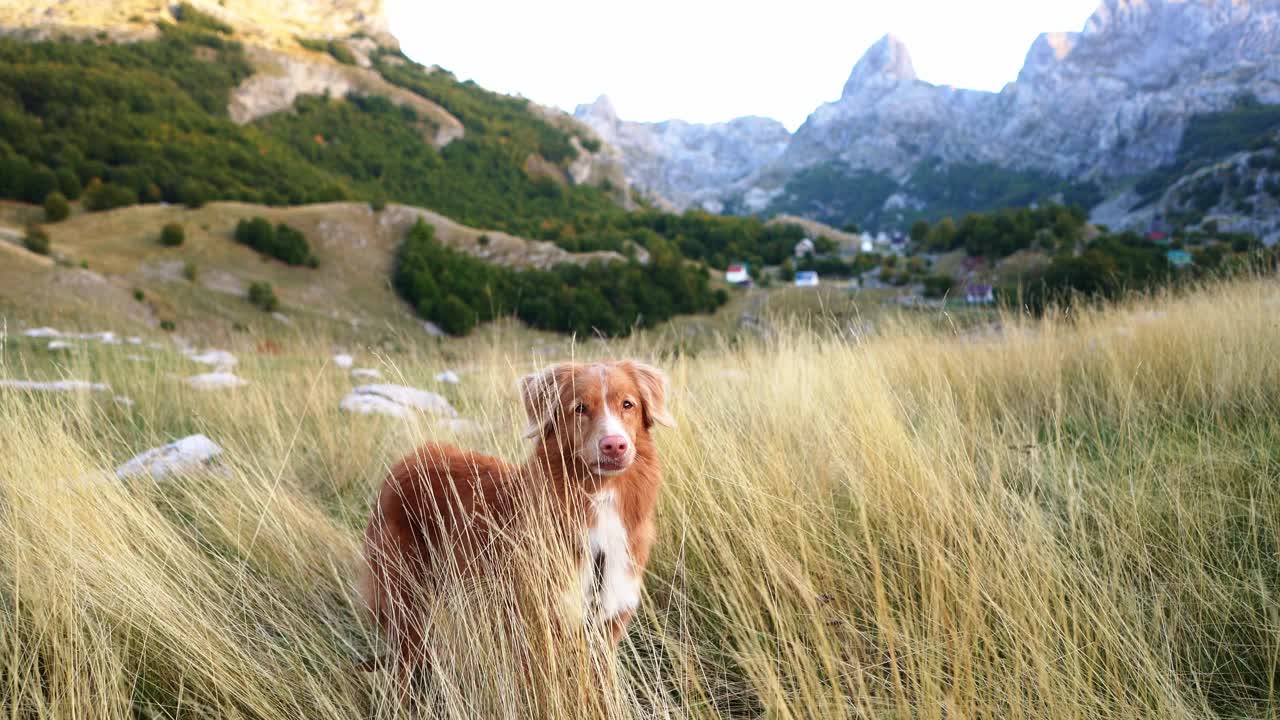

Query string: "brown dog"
[360, 360, 674, 678]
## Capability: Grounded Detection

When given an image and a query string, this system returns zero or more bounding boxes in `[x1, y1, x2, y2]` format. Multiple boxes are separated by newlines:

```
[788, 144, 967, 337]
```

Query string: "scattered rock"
[186, 349, 237, 368]
[127, 336, 142, 345]
[339, 392, 411, 418]
[333, 353, 354, 369]
[115, 434, 224, 481]
[114, 395, 135, 408]
[0, 379, 110, 393]
[22, 328, 121, 344]
[340, 384, 457, 418]
[422, 321, 444, 337]
[272, 312, 294, 326]
[186, 372, 248, 390]
[435, 370, 460, 384]
[47, 340, 71, 350]
[351, 368, 382, 380]
[84, 331, 120, 345]
[126, 354, 148, 363]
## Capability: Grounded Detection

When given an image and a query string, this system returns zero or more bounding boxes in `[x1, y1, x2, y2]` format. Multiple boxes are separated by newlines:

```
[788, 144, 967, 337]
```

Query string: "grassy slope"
[1, 277, 1277, 718]
[0, 199, 628, 345]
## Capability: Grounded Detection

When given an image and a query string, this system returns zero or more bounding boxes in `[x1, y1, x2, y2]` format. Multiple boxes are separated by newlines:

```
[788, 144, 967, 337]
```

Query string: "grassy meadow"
[1, 278, 1278, 718]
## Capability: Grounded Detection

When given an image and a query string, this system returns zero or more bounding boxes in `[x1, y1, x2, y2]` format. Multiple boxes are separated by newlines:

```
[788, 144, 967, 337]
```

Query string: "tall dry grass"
[1, 279, 1278, 718]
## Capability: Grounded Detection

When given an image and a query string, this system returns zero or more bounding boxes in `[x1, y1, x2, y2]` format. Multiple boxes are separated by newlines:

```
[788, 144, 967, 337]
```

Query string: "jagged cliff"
[581, 0, 1280, 237]
[574, 95, 790, 211]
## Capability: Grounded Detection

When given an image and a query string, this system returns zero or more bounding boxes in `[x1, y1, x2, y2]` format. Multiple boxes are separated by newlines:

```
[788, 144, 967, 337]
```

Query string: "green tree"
[247, 281, 279, 312]
[23, 225, 50, 255]
[910, 218, 930, 245]
[43, 192, 70, 222]
[160, 222, 185, 246]
[922, 273, 954, 299]
[436, 294, 476, 336]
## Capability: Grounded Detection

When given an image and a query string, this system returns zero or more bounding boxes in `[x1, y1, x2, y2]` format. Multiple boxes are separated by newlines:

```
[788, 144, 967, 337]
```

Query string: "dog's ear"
[519, 364, 569, 439]
[621, 361, 675, 430]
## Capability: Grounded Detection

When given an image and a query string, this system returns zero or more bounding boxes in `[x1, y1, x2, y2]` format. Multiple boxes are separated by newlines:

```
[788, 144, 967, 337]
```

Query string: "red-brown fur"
[360, 360, 672, 680]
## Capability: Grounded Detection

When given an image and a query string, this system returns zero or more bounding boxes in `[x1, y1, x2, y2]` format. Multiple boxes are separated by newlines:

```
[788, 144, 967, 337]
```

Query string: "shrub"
[173, 2, 232, 34]
[180, 180, 211, 209]
[43, 192, 70, 222]
[234, 217, 317, 266]
[83, 182, 138, 212]
[477, 233, 491, 247]
[23, 225, 50, 255]
[55, 168, 82, 199]
[133, 288, 145, 301]
[160, 319, 176, 331]
[247, 281, 279, 312]
[436, 294, 476, 336]
[923, 273, 955, 299]
[370, 195, 387, 212]
[160, 223, 185, 247]
[182, 261, 198, 282]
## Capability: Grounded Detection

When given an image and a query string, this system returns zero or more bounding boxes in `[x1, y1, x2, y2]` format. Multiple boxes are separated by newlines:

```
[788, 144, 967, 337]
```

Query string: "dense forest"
[393, 221, 726, 336]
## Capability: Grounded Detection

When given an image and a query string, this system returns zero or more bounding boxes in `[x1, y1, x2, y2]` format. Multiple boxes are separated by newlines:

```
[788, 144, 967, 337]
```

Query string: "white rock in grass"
[127, 336, 142, 345]
[84, 331, 119, 345]
[339, 392, 410, 418]
[48, 340, 72, 350]
[0, 379, 110, 392]
[435, 370, 461, 385]
[351, 367, 382, 380]
[114, 395, 136, 408]
[186, 372, 248, 390]
[187, 350, 237, 368]
[422, 321, 444, 337]
[333, 354, 354, 369]
[340, 384, 457, 418]
[115, 434, 224, 481]
[24, 327, 61, 338]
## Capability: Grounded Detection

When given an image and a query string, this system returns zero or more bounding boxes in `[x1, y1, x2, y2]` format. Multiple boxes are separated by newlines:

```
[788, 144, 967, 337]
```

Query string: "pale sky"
[388, 1, 1102, 131]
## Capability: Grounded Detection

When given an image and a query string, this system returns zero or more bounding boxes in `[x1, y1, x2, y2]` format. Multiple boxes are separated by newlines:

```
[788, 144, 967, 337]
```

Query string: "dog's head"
[521, 361, 674, 477]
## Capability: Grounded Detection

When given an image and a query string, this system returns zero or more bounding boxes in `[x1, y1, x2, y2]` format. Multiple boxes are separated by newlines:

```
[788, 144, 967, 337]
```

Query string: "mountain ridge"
[575, 0, 1280, 243]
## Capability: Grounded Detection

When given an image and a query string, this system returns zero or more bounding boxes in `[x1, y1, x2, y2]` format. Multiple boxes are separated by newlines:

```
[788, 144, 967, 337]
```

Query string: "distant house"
[725, 264, 751, 285]
[1167, 249, 1193, 267]
[794, 270, 820, 287]
[794, 237, 816, 258]
[965, 283, 994, 304]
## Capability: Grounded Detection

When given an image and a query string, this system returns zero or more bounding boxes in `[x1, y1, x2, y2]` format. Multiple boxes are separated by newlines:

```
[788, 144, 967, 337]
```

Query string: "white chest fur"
[579, 489, 641, 620]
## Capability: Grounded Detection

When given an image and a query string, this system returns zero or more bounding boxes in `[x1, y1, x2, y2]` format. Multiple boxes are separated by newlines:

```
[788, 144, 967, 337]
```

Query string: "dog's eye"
[622, 400, 635, 410]
[574, 403, 588, 415]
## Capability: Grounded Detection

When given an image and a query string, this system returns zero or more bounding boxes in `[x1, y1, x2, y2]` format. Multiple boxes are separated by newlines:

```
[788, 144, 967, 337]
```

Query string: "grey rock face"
[574, 96, 792, 211]
[590, 1, 1280, 220]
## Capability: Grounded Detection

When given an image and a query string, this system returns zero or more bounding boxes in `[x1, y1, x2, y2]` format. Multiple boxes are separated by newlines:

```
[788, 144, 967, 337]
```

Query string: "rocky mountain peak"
[841, 33, 917, 98]
[1017, 31, 1080, 84]
[575, 95, 619, 128]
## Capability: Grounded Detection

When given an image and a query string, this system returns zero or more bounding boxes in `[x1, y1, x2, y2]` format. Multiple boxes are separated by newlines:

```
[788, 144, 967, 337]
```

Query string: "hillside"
[0, 2, 792, 337]
[0, 199, 632, 342]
